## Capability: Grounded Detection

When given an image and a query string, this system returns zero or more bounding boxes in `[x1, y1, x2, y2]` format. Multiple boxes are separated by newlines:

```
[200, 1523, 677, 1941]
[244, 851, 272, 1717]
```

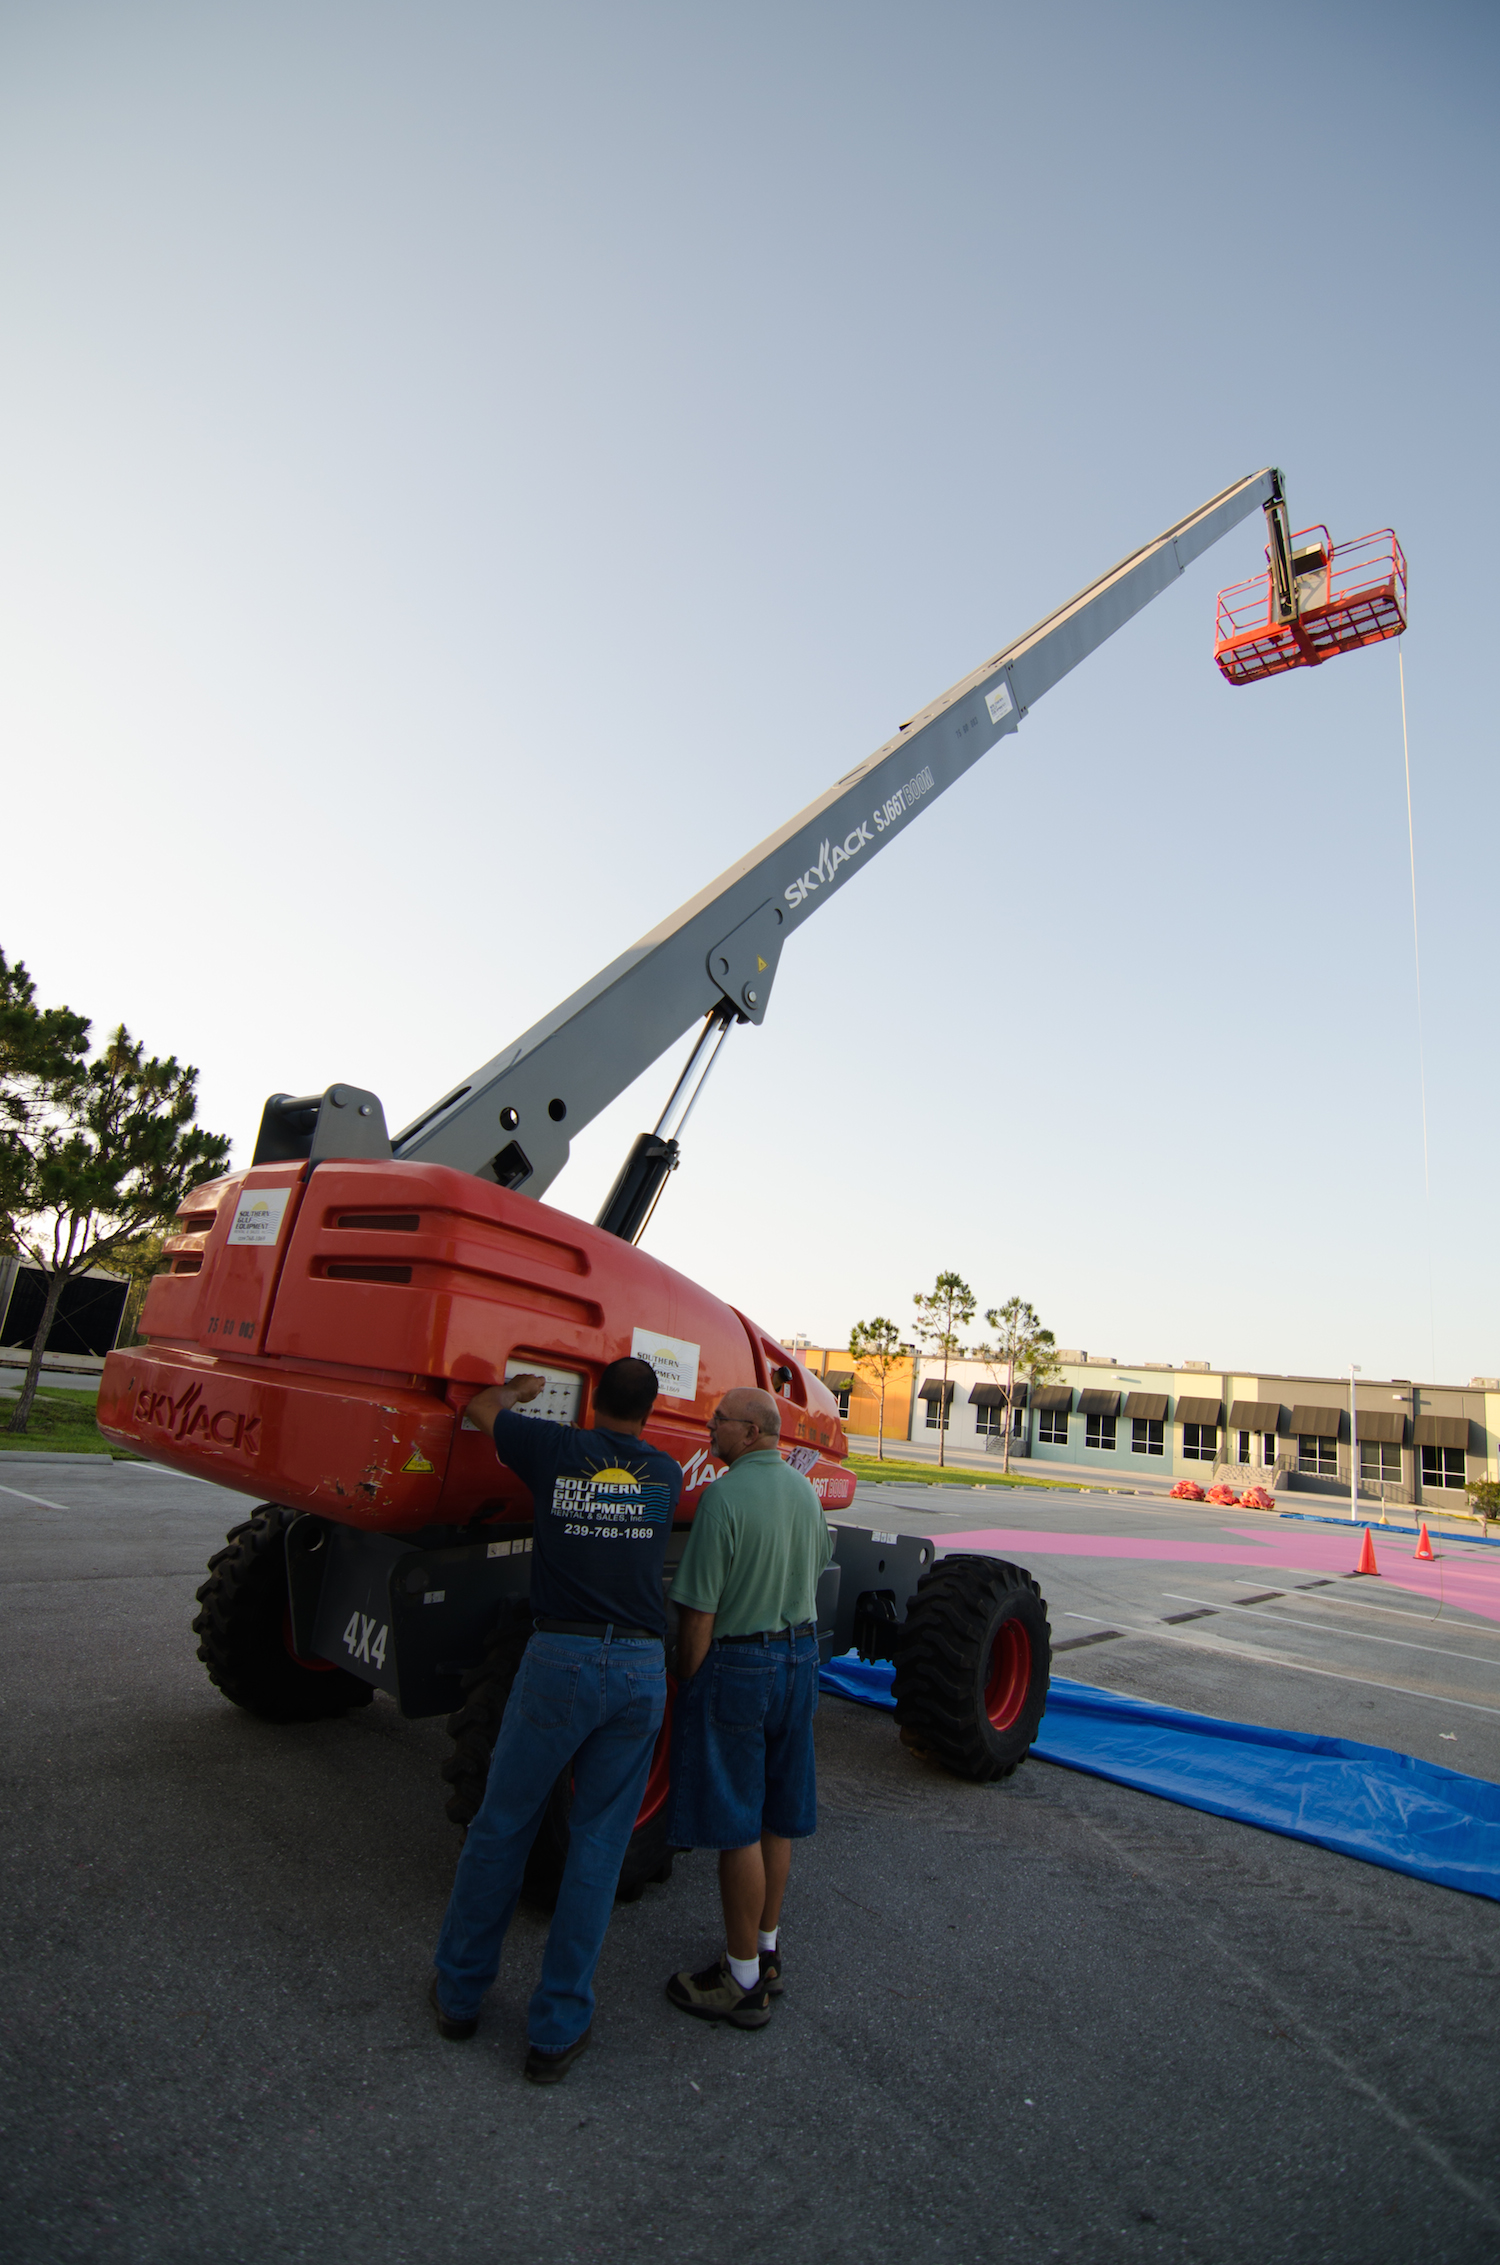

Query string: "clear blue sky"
[3, 1, 1495, 1383]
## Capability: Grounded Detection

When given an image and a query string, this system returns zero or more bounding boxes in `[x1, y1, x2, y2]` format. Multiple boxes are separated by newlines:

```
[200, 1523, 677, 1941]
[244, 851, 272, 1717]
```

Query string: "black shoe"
[759, 1945, 783, 1996]
[665, 1957, 773, 2028]
[524, 2026, 592, 2084]
[428, 1976, 478, 2042]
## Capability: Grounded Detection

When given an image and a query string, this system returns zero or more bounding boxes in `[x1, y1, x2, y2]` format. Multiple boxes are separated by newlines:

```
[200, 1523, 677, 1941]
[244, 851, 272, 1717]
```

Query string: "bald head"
[708, 1385, 782, 1464]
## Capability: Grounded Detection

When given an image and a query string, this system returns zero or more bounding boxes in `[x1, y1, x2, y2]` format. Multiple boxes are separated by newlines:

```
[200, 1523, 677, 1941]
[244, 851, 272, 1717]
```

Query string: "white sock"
[757, 1928, 778, 1953]
[726, 1951, 760, 1992]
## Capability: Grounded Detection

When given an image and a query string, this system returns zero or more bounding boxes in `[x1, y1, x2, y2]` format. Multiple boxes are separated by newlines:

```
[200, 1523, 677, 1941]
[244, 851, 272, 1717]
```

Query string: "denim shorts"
[665, 1628, 820, 1851]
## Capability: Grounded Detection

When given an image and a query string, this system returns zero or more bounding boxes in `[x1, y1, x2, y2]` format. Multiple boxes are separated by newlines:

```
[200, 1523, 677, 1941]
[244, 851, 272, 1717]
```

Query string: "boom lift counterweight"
[98, 466, 1385, 1905]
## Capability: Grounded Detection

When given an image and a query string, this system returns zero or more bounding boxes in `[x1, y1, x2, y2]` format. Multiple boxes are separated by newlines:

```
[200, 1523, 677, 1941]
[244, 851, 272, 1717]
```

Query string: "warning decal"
[402, 1449, 435, 1474]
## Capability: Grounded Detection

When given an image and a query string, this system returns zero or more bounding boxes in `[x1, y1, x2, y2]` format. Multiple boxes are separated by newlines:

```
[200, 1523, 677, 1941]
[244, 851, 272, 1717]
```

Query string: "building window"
[1360, 1441, 1401, 1485]
[1085, 1414, 1117, 1451]
[974, 1403, 1007, 1436]
[1181, 1423, 1218, 1463]
[835, 1387, 851, 1419]
[1298, 1434, 1338, 1476]
[1236, 1430, 1277, 1466]
[1421, 1445, 1466, 1490]
[1131, 1418, 1164, 1456]
[924, 1401, 950, 1431]
[1038, 1409, 1068, 1446]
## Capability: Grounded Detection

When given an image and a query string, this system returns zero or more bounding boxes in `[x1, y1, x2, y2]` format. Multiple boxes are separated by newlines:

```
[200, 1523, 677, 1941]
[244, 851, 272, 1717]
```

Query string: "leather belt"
[717, 1621, 816, 1645]
[533, 1616, 660, 1641]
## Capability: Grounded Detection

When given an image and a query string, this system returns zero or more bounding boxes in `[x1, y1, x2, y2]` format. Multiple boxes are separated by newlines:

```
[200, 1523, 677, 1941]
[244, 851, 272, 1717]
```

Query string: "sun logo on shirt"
[587, 1465, 641, 1489]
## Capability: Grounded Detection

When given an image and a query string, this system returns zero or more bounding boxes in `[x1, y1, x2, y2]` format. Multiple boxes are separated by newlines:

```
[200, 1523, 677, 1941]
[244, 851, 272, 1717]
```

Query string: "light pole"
[1349, 1364, 1362, 1523]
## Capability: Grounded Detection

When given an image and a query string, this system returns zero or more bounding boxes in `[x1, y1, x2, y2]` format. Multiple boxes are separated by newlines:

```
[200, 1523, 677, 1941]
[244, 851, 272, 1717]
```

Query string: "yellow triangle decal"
[402, 1449, 435, 1474]
[757, 955, 767, 971]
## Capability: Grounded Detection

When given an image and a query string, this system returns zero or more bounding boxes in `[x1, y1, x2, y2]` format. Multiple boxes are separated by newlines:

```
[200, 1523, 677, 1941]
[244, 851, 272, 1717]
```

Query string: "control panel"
[502, 1359, 585, 1425]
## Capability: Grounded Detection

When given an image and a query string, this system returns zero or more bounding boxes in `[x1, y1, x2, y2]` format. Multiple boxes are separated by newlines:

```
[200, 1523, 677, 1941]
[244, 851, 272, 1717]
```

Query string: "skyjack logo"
[678, 1445, 725, 1493]
[782, 765, 936, 909]
[783, 823, 874, 910]
[134, 1380, 261, 1453]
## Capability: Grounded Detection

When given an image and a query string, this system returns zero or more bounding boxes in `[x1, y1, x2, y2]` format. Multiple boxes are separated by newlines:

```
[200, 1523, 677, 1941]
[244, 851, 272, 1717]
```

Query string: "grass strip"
[846, 1454, 1083, 1492]
[0, 1384, 120, 1455]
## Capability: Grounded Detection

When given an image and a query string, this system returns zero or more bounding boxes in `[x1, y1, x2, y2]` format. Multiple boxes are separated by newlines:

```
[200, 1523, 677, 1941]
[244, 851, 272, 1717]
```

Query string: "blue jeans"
[433, 1631, 666, 2051]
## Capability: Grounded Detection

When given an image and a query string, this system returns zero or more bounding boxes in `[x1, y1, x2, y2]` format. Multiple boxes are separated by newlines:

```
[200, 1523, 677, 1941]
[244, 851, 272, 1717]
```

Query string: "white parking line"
[1238, 1577, 1500, 1636]
[1060, 1610, 1500, 1719]
[115, 1461, 217, 1487]
[0, 1481, 69, 1511]
[1162, 1593, 1500, 1672]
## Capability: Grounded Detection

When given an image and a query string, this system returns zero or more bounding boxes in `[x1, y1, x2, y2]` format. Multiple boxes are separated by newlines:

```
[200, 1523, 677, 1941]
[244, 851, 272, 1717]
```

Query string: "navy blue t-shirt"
[490, 1408, 682, 1635]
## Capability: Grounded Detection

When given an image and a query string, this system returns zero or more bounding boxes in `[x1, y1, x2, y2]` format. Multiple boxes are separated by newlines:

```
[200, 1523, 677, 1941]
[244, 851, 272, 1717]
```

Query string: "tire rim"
[634, 1674, 677, 1828]
[984, 1620, 1031, 1731]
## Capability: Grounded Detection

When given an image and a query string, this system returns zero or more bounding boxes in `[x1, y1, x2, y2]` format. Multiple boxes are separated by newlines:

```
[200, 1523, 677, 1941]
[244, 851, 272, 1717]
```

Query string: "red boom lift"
[98, 468, 1397, 1905]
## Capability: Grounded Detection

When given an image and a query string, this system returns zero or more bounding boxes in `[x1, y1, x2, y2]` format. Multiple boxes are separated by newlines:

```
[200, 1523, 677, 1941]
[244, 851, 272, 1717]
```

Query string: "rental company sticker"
[226, 1186, 294, 1247]
[631, 1328, 701, 1402]
[984, 681, 1014, 724]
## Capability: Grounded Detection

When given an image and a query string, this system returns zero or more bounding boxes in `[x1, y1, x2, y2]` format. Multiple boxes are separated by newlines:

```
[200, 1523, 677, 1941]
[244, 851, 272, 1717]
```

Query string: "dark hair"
[593, 1356, 659, 1424]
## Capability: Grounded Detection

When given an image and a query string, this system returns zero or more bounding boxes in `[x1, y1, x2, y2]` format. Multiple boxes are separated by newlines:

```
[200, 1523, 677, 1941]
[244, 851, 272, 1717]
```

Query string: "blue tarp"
[819, 1653, 1500, 1902]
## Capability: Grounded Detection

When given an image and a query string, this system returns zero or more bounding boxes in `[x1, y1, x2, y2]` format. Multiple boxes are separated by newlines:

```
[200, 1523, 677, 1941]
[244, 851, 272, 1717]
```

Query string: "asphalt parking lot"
[3, 1460, 1499, 2264]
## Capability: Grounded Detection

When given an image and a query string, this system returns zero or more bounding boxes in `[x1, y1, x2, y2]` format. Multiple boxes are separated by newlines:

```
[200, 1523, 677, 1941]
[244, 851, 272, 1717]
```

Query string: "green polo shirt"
[671, 1449, 833, 1638]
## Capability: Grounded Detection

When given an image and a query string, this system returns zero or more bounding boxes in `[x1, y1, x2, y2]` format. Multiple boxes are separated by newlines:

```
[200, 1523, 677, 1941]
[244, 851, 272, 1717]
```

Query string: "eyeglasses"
[710, 1412, 754, 1428]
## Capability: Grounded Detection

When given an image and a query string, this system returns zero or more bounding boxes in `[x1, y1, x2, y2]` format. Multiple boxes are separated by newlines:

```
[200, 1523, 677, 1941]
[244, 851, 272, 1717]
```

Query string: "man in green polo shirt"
[664, 1384, 832, 2028]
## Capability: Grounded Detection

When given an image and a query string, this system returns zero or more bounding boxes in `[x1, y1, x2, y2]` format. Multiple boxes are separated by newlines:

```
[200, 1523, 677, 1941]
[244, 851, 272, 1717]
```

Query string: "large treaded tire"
[440, 1613, 674, 1912]
[891, 1553, 1050, 1783]
[192, 1506, 376, 1722]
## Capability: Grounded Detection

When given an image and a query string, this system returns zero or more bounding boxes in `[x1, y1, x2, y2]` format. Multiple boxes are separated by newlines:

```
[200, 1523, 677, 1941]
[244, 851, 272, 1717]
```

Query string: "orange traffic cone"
[1414, 1523, 1436, 1561]
[1354, 1527, 1380, 1576]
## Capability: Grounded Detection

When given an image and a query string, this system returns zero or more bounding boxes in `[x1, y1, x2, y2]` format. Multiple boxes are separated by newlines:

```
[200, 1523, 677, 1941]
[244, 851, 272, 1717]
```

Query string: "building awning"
[823, 1371, 855, 1392]
[1290, 1403, 1341, 1437]
[1414, 1413, 1470, 1450]
[969, 1382, 1007, 1407]
[1123, 1392, 1169, 1421]
[1355, 1410, 1405, 1445]
[1077, 1389, 1121, 1418]
[1228, 1399, 1281, 1432]
[919, 1379, 954, 1405]
[1175, 1397, 1223, 1427]
[1033, 1386, 1073, 1412]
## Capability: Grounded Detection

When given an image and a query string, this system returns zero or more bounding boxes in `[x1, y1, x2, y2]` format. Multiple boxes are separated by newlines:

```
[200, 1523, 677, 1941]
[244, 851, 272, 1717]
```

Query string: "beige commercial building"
[901, 1351, 1496, 1508]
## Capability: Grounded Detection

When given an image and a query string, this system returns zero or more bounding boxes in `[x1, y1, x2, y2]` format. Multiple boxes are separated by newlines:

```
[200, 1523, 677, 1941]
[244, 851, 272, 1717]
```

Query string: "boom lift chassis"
[101, 469, 1289, 1906]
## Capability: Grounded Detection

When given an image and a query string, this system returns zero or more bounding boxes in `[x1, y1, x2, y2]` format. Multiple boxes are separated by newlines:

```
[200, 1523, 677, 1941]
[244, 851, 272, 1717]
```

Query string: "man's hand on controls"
[464, 1372, 547, 1433]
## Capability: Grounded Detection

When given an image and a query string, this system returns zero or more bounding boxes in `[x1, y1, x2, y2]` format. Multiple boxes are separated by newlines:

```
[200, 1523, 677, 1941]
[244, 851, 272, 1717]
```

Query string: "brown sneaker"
[524, 2026, 592, 2084]
[666, 1957, 772, 2028]
[759, 1945, 783, 1996]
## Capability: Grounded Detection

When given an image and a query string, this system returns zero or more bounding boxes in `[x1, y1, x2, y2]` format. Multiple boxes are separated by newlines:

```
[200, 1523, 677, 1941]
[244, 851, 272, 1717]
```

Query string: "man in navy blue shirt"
[430, 1355, 682, 2083]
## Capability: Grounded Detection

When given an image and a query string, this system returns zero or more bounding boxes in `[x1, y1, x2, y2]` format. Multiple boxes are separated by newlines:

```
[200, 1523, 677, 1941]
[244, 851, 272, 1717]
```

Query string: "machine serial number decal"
[869, 1530, 899, 1544]
[342, 1611, 388, 1669]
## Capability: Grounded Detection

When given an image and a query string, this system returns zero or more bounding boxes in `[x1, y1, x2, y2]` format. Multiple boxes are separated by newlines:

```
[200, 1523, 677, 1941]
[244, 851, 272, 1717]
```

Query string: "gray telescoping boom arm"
[256, 469, 1284, 1225]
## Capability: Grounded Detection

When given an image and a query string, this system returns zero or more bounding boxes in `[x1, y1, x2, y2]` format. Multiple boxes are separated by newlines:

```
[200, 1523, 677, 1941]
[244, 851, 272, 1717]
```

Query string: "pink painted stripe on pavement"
[927, 1525, 1500, 1626]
